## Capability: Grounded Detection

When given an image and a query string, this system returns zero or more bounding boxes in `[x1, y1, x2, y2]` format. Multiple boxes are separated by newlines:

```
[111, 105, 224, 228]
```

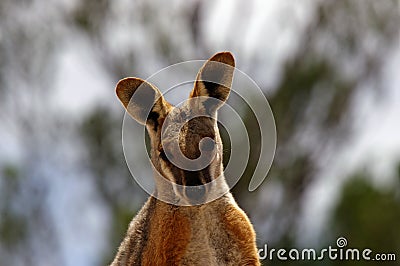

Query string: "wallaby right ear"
[116, 78, 171, 128]
[190, 52, 235, 112]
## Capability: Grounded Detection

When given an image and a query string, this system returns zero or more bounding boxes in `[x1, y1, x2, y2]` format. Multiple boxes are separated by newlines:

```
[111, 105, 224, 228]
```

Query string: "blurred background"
[0, 0, 399, 265]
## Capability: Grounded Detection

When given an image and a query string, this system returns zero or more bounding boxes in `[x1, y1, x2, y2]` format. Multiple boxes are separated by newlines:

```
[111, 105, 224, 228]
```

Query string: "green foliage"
[0, 165, 28, 249]
[0, 210, 28, 248]
[272, 58, 332, 141]
[80, 107, 121, 177]
[72, 0, 110, 35]
[320, 170, 400, 266]
[332, 174, 400, 257]
[80, 106, 144, 264]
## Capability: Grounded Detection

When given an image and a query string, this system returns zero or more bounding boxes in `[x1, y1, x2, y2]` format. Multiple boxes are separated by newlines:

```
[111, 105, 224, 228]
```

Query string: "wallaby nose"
[185, 186, 206, 203]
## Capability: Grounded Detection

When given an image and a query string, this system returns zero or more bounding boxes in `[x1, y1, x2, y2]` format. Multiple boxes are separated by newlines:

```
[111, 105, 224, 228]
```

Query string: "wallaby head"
[116, 52, 235, 205]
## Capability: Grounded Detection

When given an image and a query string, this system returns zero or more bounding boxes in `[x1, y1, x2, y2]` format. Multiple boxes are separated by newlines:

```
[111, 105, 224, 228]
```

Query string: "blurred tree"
[328, 169, 400, 266]
[0, 164, 28, 265]
[79, 106, 147, 264]
[0, 0, 62, 265]
[1, 0, 399, 265]
[231, 0, 400, 252]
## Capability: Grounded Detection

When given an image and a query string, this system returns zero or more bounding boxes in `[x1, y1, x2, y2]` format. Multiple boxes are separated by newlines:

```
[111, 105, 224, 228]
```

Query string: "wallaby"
[111, 52, 260, 266]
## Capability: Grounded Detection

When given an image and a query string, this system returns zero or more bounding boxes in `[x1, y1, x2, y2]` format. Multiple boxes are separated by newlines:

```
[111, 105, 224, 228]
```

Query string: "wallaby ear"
[190, 51, 235, 111]
[116, 77, 170, 128]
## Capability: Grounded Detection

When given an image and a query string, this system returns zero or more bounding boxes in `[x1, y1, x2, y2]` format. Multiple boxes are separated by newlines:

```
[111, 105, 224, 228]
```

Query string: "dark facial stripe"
[201, 165, 212, 183]
[183, 166, 211, 186]
[161, 157, 214, 187]
[147, 111, 159, 132]
[183, 165, 212, 186]
[184, 170, 205, 186]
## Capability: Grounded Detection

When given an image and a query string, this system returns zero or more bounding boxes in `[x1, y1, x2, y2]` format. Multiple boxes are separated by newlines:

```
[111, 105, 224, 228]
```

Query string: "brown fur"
[141, 201, 191, 266]
[111, 52, 260, 266]
[222, 203, 260, 265]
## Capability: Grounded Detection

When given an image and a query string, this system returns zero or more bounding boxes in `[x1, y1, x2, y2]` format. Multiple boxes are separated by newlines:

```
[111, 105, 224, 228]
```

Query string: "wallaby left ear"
[190, 51, 235, 111]
[116, 77, 171, 129]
